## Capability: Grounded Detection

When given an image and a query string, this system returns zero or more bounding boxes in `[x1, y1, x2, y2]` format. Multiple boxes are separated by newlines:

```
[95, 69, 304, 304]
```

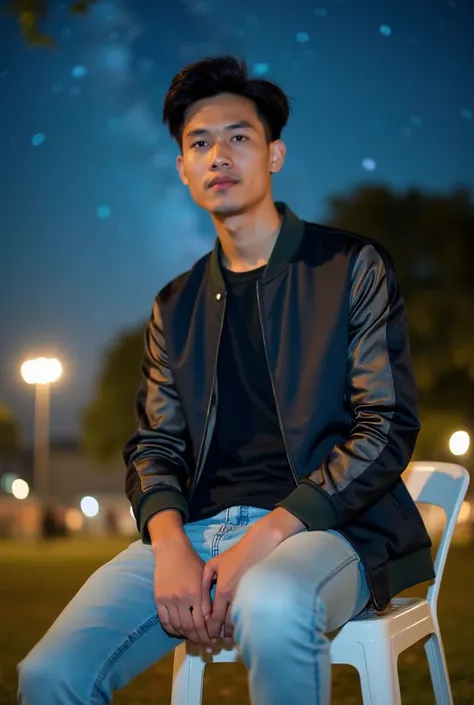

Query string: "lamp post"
[21, 357, 62, 504]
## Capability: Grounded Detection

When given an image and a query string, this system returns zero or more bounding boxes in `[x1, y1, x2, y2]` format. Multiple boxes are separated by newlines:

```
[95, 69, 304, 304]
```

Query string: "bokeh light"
[65, 508, 85, 531]
[449, 431, 470, 456]
[31, 132, 45, 147]
[71, 65, 87, 78]
[12, 479, 29, 500]
[80, 496, 100, 517]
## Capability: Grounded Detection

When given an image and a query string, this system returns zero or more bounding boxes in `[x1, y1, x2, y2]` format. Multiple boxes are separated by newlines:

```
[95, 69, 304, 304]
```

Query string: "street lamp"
[21, 357, 62, 503]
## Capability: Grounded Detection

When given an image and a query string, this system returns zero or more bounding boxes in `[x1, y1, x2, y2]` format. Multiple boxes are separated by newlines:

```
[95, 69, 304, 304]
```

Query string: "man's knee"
[18, 646, 97, 705]
[231, 563, 327, 640]
[18, 652, 60, 704]
[233, 564, 293, 619]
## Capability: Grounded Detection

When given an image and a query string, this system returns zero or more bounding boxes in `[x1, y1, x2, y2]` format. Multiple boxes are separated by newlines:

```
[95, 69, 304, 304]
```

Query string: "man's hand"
[202, 508, 305, 642]
[150, 512, 213, 646]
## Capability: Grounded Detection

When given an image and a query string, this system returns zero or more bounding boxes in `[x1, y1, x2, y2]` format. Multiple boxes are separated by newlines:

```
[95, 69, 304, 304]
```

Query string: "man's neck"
[212, 197, 282, 273]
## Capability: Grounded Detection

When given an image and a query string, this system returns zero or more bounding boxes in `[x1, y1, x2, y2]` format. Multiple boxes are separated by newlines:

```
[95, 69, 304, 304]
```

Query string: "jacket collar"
[209, 202, 305, 293]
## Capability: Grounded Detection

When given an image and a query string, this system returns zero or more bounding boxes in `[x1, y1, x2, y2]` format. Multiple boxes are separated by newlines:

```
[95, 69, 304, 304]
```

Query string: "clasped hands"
[154, 508, 304, 647]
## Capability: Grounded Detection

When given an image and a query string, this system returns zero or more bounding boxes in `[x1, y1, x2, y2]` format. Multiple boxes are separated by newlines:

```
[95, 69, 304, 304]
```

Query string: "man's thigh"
[235, 528, 370, 633]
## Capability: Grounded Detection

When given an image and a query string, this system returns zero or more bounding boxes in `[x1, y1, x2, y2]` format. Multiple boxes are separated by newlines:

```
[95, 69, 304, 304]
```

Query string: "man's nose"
[209, 143, 233, 170]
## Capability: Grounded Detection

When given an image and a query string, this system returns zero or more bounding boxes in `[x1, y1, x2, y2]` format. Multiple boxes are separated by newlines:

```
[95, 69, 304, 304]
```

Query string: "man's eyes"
[191, 135, 248, 149]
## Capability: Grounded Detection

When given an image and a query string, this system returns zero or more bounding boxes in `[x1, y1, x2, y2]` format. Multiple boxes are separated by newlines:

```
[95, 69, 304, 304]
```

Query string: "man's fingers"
[201, 562, 216, 600]
[207, 592, 228, 639]
[178, 604, 195, 635]
[167, 604, 184, 636]
[157, 604, 182, 638]
[191, 605, 213, 645]
[157, 599, 213, 645]
[157, 604, 171, 628]
[201, 584, 212, 621]
[223, 607, 234, 642]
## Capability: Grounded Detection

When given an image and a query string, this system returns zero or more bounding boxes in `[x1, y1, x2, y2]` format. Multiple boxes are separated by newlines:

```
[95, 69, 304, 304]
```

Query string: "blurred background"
[0, 1, 473, 704]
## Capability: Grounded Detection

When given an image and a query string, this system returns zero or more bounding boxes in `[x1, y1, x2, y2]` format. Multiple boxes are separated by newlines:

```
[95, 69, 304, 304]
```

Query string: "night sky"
[0, 0, 473, 445]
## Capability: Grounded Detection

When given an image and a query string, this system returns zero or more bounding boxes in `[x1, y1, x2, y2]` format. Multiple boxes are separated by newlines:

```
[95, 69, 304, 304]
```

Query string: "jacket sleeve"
[278, 243, 420, 531]
[123, 298, 192, 543]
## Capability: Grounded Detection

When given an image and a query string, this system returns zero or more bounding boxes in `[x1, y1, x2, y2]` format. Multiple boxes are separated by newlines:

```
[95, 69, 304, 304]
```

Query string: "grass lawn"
[0, 537, 473, 705]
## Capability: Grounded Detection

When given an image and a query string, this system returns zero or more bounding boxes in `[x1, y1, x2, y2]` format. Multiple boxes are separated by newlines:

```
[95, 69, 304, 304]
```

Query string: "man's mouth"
[208, 178, 239, 190]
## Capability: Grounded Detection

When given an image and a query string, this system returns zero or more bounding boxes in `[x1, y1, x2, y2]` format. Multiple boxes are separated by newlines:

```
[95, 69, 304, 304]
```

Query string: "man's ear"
[269, 140, 286, 174]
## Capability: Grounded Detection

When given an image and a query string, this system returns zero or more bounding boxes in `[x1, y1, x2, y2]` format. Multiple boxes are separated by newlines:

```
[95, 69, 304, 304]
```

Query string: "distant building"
[0, 440, 137, 539]
[47, 439, 125, 504]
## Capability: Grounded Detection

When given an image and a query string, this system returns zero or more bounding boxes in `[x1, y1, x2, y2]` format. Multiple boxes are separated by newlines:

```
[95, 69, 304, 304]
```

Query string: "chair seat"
[350, 597, 428, 621]
[331, 597, 435, 665]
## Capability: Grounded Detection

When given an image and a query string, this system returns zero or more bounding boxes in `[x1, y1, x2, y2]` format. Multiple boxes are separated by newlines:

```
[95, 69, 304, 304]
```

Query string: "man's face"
[176, 93, 286, 216]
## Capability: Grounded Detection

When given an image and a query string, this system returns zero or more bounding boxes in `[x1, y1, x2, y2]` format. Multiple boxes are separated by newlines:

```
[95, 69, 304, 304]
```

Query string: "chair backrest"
[404, 461, 470, 612]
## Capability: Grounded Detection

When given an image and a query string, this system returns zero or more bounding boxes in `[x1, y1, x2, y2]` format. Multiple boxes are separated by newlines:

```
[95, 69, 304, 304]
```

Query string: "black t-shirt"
[188, 264, 296, 521]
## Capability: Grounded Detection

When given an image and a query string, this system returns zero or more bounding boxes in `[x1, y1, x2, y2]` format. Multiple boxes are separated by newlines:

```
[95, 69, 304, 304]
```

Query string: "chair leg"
[358, 641, 402, 705]
[171, 643, 206, 705]
[425, 631, 454, 705]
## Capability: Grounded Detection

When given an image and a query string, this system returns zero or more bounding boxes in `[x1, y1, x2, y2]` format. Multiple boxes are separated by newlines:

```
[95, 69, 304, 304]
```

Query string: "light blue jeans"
[17, 506, 370, 705]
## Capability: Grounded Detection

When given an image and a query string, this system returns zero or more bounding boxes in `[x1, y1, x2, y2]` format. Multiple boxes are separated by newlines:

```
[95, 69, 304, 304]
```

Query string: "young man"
[18, 55, 435, 705]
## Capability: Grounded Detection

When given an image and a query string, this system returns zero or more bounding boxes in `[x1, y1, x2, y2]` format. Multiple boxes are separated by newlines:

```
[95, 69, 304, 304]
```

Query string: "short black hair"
[162, 55, 291, 147]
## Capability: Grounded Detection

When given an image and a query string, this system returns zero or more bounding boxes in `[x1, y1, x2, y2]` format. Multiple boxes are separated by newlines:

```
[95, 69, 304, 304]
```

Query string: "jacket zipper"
[190, 292, 227, 498]
[256, 281, 299, 488]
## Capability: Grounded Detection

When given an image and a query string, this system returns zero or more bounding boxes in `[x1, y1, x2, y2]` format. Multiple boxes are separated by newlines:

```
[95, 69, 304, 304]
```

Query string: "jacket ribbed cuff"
[276, 480, 338, 531]
[139, 489, 190, 544]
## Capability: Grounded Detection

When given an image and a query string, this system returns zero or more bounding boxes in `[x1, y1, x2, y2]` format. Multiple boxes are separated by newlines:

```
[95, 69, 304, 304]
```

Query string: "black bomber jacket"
[124, 202, 435, 610]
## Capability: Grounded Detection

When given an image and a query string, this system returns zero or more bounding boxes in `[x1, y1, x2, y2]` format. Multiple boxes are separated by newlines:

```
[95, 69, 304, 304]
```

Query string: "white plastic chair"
[170, 461, 470, 705]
